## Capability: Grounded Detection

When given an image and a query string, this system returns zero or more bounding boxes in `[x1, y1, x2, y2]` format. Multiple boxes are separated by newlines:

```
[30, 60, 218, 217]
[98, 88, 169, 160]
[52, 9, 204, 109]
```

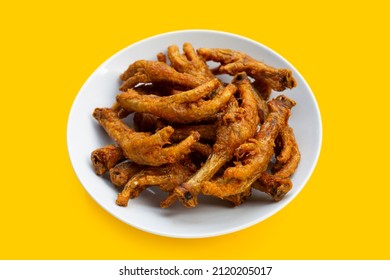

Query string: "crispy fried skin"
[168, 43, 215, 82]
[201, 95, 295, 198]
[163, 180, 252, 208]
[272, 127, 301, 178]
[116, 162, 195, 207]
[109, 161, 143, 187]
[112, 84, 179, 119]
[275, 125, 295, 164]
[93, 108, 199, 166]
[249, 81, 270, 123]
[233, 73, 269, 124]
[226, 96, 295, 180]
[197, 48, 297, 91]
[93, 45, 301, 209]
[253, 173, 292, 201]
[119, 60, 202, 91]
[91, 145, 124, 175]
[117, 79, 236, 124]
[129, 78, 220, 104]
[175, 73, 260, 207]
[169, 124, 217, 142]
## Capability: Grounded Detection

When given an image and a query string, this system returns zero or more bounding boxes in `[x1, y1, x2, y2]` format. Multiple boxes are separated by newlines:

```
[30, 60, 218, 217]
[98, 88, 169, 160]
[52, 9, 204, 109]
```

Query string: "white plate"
[67, 30, 322, 238]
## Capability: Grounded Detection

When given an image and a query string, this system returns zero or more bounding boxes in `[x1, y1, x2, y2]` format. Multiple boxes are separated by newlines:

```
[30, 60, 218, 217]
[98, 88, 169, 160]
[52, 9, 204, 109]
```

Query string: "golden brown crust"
[117, 79, 235, 124]
[112, 84, 179, 119]
[93, 108, 199, 166]
[116, 162, 194, 207]
[275, 125, 295, 164]
[197, 48, 297, 91]
[201, 95, 295, 198]
[272, 127, 301, 178]
[175, 73, 260, 207]
[92, 44, 300, 209]
[168, 43, 215, 82]
[109, 161, 143, 187]
[90, 145, 124, 175]
[119, 60, 202, 91]
[248, 80, 270, 123]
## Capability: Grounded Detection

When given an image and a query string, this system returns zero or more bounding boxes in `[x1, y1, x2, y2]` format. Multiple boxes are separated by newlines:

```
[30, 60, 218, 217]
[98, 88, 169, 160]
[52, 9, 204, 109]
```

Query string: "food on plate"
[248, 80, 269, 124]
[117, 79, 236, 123]
[91, 42, 300, 209]
[174, 73, 260, 207]
[116, 160, 196, 207]
[113, 84, 183, 119]
[201, 95, 295, 199]
[167, 42, 215, 82]
[109, 161, 143, 188]
[274, 125, 295, 164]
[272, 126, 301, 178]
[119, 60, 202, 91]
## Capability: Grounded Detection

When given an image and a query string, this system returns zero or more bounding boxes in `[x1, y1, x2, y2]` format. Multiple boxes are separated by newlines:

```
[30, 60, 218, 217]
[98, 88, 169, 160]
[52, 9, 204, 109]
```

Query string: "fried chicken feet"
[119, 60, 202, 91]
[117, 79, 236, 123]
[197, 48, 297, 91]
[168, 42, 215, 82]
[174, 73, 260, 207]
[201, 95, 296, 199]
[116, 161, 195, 207]
[272, 125, 301, 178]
[93, 108, 199, 166]
[91, 43, 300, 210]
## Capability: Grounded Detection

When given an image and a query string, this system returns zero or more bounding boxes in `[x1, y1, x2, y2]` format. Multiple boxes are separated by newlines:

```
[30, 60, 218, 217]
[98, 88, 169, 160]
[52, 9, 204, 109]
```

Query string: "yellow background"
[1, 0, 389, 259]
